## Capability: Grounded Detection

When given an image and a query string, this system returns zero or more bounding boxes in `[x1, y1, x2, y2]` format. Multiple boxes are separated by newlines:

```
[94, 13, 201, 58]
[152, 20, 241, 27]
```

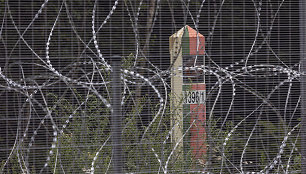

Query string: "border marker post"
[169, 25, 206, 168]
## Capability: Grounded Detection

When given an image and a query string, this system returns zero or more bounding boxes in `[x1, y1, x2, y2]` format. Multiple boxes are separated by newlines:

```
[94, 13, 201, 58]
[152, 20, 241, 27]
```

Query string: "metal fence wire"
[0, 0, 303, 173]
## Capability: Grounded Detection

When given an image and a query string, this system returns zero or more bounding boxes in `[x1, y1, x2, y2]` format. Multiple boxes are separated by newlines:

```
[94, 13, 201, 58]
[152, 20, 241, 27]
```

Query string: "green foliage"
[1, 155, 22, 174]
[45, 90, 172, 173]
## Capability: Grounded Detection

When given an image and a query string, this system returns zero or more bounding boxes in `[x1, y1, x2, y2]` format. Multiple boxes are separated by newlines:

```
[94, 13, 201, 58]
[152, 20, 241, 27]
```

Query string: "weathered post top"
[169, 25, 205, 56]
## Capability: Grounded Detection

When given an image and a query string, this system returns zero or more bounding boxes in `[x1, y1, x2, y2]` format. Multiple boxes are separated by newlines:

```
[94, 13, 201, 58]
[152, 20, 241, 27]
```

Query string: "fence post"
[300, 0, 306, 173]
[111, 55, 124, 173]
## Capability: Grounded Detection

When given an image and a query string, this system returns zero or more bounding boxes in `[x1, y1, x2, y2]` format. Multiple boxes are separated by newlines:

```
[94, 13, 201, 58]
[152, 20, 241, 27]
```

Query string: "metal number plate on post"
[183, 90, 206, 104]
